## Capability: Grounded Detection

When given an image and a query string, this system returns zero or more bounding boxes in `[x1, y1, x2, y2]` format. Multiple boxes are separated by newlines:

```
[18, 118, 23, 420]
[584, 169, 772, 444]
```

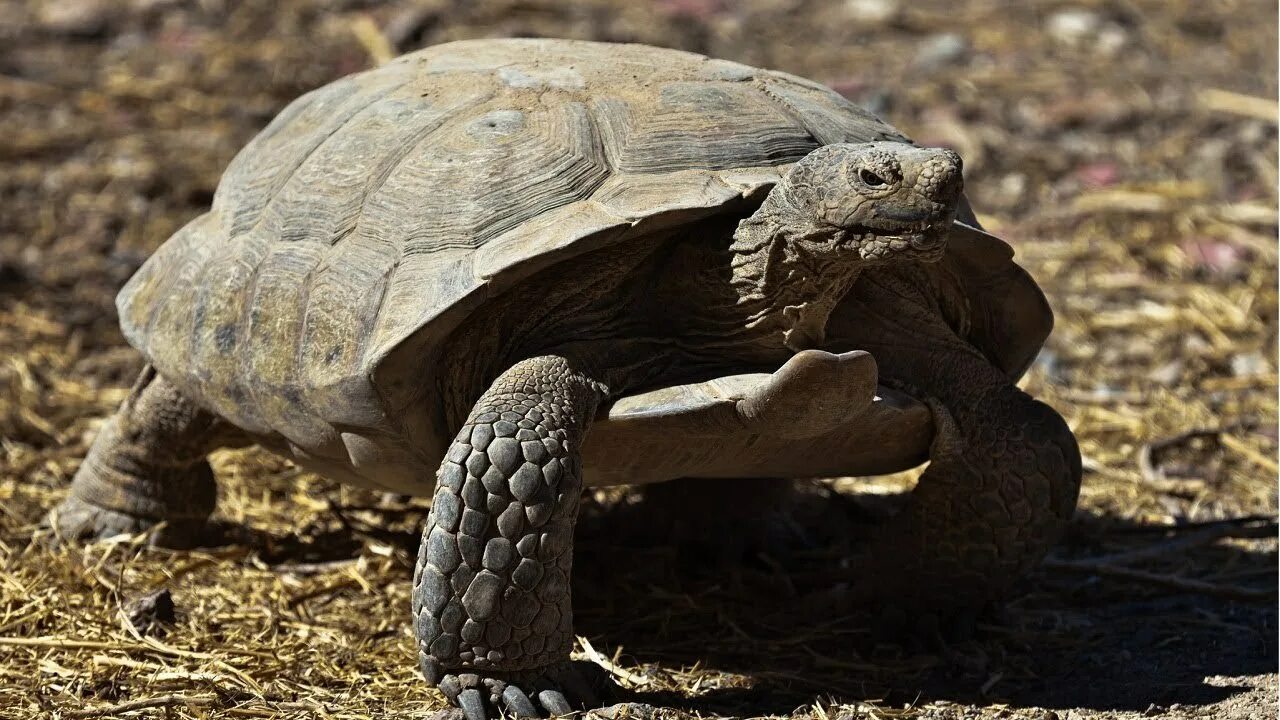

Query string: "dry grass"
[0, 1, 1276, 718]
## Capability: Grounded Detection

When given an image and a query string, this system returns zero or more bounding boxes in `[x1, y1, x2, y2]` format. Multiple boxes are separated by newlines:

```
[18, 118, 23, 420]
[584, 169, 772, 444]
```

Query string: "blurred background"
[0, 1, 1276, 718]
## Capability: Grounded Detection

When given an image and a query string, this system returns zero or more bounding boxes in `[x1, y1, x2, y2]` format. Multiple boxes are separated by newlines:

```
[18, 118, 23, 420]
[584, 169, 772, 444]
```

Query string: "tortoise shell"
[117, 38, 1047, 490]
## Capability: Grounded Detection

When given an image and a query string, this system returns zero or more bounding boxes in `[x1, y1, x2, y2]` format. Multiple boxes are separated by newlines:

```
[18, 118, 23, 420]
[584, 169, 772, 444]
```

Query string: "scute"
[116, 38, 1036, 477]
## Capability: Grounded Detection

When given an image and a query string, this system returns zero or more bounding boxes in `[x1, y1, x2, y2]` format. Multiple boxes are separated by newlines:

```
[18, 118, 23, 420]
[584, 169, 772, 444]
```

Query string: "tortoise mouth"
[850, 220, 951, 262]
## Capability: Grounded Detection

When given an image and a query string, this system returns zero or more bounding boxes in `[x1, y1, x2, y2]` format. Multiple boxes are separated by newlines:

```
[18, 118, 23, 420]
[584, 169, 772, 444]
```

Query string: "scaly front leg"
[828, 269, 1081, 639]
[413, 356, 614, 719]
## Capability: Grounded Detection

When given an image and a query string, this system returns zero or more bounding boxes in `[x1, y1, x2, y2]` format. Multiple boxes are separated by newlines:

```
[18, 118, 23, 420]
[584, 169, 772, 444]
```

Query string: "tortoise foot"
[436, 662, 617, 720]
[45, 494, 209, 549]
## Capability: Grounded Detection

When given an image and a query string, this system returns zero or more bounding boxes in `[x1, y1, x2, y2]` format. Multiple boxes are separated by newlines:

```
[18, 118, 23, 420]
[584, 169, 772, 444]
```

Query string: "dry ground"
[0, 0, 1276, 718]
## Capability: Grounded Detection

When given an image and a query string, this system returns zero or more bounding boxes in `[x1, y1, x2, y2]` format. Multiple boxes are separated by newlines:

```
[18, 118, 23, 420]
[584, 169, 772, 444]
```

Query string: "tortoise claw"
[458, 688, 487, 720]
[502, 685, 539, 718]
[434, 663, 616, 719]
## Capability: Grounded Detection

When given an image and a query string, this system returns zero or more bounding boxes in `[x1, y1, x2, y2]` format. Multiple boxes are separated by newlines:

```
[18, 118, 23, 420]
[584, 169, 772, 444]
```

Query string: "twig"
[1042, 559, 1275, 603]
[575, 636, 651, 687]
[350, 15, 393, 65]
[64, 694, 215, 718]
[1197, 88, 1279, 122]
[1100, 514, 1278, 535]
[1137, 423, 1269, 487]
[1064, 517, 1277, 566]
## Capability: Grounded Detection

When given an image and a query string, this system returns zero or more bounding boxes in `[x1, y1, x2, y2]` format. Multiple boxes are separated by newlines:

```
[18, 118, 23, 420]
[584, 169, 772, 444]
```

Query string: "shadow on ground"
[238, 488, 1276, 718]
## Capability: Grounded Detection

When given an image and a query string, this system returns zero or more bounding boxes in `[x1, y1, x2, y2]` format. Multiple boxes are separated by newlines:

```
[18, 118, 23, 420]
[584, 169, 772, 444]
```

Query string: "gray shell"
[116, 39, 1041, 485]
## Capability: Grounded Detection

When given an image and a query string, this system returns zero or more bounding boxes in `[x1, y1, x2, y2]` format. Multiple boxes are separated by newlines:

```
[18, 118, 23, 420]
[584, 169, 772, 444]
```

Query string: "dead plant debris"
[1, 1, 1275, 719]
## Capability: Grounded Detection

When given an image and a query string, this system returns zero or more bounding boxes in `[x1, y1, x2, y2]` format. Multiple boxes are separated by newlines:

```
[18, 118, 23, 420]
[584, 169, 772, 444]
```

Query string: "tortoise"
[49, 38, 1081, 718]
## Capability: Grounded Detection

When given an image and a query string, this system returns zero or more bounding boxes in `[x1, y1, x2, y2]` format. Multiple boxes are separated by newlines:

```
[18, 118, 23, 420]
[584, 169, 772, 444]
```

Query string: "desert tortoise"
[51, 38, 1082, 718]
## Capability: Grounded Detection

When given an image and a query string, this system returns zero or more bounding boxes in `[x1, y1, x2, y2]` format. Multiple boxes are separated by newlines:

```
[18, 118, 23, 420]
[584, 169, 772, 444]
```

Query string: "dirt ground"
[0, 0, 1276, 718]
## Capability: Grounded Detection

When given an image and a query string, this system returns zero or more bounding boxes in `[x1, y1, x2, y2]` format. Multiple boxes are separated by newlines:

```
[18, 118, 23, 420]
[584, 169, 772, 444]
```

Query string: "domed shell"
[116, 38, 1048, 484]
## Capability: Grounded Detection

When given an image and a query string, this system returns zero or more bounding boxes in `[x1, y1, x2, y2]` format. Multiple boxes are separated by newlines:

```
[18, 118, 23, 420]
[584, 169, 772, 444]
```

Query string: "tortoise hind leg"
[48, 366, 245, 548]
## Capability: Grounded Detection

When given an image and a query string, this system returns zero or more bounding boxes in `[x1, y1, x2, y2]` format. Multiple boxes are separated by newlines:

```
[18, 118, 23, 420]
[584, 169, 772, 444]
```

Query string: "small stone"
[844, 0, 897, 24]
[914, 33, 967, 70]
[542, 437, 561, 458]
[493, 420, 518, 437]
[509, 463, 543, 502]
[517, 422, 537, 433]
[1232, 351, 1269, 377]
[488, 437, 522, 475]
[125, 588, 176, 637]
[487, 650, 504, 663]
[462, 571, 503, 620]
[1047, 9, 1099, 46]
[483, 537, 515, 571]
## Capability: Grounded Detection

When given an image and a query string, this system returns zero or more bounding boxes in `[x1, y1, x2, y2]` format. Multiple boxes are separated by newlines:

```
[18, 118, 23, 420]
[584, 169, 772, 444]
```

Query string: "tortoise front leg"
[413, 356, 614, 719]
[854, 372, 1081, 638]
[830, 285, 1080, 638]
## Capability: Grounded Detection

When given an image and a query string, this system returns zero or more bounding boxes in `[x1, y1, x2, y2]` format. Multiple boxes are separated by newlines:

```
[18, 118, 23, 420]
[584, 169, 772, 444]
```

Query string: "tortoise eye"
[859, 168, 886, 187]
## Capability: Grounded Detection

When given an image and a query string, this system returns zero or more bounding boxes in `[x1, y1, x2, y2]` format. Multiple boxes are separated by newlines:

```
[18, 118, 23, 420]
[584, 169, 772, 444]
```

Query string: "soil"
[0, 1, 1275, 718]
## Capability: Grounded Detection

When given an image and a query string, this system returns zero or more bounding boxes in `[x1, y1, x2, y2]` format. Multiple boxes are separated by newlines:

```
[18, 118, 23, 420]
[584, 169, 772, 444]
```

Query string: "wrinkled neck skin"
[720, 194, 866, 357]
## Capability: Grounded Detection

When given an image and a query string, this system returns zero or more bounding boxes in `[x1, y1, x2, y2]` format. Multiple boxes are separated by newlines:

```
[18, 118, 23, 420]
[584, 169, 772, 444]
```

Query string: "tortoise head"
[769, 141, 964, 263]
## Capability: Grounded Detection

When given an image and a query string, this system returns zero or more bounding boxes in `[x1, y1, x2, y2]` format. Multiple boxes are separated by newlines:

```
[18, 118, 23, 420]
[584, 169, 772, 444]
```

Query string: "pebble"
[1047, 9, 1100, 45]
[914, 33, 969, 71]
[844, 0, 898, 25]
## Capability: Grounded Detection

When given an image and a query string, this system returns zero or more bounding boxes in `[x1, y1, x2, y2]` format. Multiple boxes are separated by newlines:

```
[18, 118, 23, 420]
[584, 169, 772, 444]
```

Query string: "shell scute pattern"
[117, 39, 907, 454]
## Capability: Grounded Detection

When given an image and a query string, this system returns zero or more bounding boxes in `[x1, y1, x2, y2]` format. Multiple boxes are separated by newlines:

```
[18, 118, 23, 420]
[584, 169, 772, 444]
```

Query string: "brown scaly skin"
[828, 265, 1082, 637]
[48, 366, 248, 548]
